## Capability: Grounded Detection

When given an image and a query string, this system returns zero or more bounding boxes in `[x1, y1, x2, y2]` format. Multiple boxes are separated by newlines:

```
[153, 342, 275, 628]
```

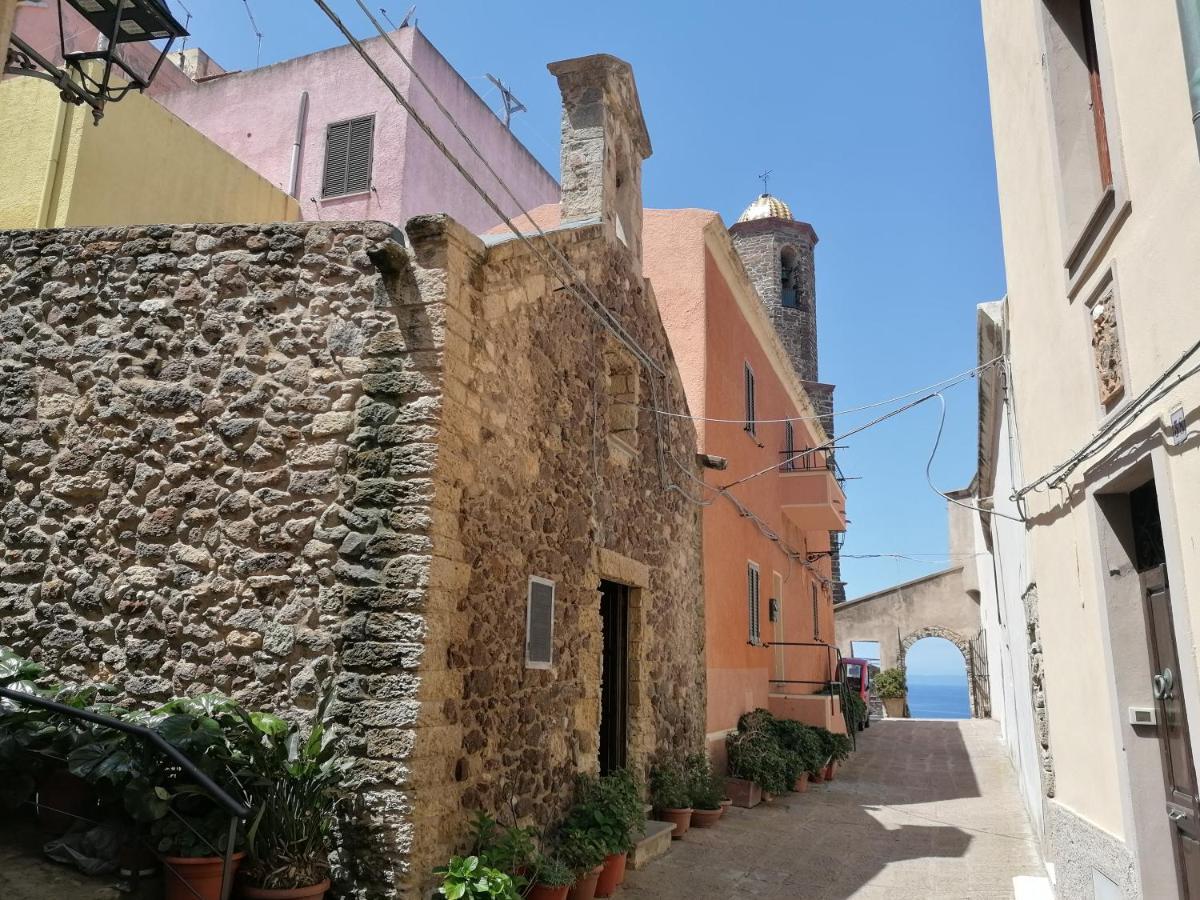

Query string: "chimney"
[168, 47, 227, 81]
[547, 54, 652, 267]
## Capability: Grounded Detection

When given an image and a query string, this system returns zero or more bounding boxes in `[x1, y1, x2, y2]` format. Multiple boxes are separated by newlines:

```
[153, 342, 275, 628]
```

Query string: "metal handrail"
[765, 640, 856, 748]
[0, 687, 249, 818]
[0, 685, 249, 900]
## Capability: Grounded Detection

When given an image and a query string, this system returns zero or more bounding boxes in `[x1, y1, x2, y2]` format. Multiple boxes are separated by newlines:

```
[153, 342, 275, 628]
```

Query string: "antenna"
[486, 73, 527, 129]
[241, 0, 263, 68]
[758, 169, 772, 195]
[380, 6, 417, 29]
[173, 0, 193, 50]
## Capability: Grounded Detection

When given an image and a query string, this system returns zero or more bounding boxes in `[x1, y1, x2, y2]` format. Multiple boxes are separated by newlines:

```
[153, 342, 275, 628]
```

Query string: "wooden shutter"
[322, 115, 375, 198]
[744, 364, 756, 435]
[526, 577, 555, 668]
[812, 583, 820, 641]
[748, 563, 761, 644]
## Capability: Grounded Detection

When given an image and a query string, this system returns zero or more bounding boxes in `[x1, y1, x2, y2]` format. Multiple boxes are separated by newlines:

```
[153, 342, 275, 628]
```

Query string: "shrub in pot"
[526, 853, 574, 900]
[468, 810, 537, 880]
[238, 690, 352, 899]
[557, 822, 606, 900]
[875, 668, 907, 718]
[565, 771, 642, 898]
[649, 759, 692, 838]
[684, 754, 723, 827]
[726, 717, 796, 797]
[434, 856, 519, 899]
[843, 691, 868, 732]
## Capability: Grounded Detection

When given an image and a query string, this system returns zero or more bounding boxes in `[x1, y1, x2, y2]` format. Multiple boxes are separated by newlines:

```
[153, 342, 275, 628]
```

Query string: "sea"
[905, 676, 971, 719]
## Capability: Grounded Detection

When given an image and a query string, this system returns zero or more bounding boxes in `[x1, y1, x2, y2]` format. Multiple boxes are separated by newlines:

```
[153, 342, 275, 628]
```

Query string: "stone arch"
[900, 625, 978, 717]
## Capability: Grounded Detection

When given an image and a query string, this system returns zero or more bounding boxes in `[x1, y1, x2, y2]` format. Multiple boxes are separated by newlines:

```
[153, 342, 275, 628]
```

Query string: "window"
[811, 583, 820, 641]
[780, 246, 799, 308]
[1042, 0, 1116, 257]
[525, 577, 555, 668]
[747, 563, 761, 644]
[744, 363, 756, 436]
[322, 115, 375, 198]
[781, 420, 796, 471]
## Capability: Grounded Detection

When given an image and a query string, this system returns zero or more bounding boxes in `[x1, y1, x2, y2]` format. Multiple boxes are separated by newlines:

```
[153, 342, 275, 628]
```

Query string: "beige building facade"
[980, 1, 1200, 896]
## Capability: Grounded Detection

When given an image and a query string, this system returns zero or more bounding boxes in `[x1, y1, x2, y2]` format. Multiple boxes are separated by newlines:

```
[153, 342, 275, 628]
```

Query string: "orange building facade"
[643, 202, 847, 766]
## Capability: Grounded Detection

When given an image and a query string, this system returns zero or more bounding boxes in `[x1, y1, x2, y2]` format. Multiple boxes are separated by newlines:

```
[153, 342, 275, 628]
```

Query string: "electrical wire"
[642, 356, 1004, 426]
[1013, 336, 1200, 498]
[926, 392, 1026, 523]
[240, 0, 263, 67]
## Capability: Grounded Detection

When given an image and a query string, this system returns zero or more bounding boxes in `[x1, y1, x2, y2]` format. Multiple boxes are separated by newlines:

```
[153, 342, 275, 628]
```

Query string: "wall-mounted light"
[5, 0, 188, 124]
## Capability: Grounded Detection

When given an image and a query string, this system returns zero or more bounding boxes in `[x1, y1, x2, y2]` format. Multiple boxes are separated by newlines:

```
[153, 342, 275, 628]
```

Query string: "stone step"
[630, 819, 675, 871]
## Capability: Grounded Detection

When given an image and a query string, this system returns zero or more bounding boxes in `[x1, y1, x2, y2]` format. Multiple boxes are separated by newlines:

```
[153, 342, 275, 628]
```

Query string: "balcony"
[778, 448, 847, 530]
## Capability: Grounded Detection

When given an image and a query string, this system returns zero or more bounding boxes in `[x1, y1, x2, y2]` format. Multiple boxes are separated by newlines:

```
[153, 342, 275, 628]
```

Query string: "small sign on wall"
[1169, 404, 1187, 446]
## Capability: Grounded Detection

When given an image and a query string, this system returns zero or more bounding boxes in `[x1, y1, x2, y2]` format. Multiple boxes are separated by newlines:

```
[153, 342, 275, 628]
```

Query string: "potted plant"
[824, 732, 853, 781]
[725, 710, 798, 804]
[565, 770, 642, 898]
[649, 759, 692, 838]
[876, 668, 907, 718]
[434, 856, 519, 899]
[469, 810, 537, 881]
[238, 690, 352, 899]
[684, 754, 723, 827]
[843, 692, 868, 732]
[526, 853, 574, 900]
[558, 822, 606, 900]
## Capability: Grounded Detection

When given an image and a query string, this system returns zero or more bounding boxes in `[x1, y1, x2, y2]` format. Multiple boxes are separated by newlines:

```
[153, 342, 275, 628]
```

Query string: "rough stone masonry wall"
[0, 222, 447, 897]
[397, 216, 707, 893]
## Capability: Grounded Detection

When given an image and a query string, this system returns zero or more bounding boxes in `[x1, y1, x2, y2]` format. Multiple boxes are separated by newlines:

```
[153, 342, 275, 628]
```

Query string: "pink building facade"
[10, 5, 558, 234]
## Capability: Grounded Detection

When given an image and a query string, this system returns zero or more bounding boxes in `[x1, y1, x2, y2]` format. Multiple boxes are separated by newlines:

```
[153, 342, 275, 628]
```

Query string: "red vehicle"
[840, 657, 878, 728]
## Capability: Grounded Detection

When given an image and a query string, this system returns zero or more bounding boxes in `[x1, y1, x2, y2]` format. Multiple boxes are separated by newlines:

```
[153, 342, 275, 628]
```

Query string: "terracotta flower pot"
[567, 864, 603, 900]
[528, 885, 570, 900]
[724, 777, 761, 808]
[594, 852, 626, 898]
[655, 807, 692, 838]
[690, 807, 722, 828]
[719, 798, 733, 810]
[36, 770, 97, 835]
[164, 852, 245, 900]
[240, 878, 331, 899]
[809, 768, 824, 783]
[793, 773, 809, 793]
[824, 762, 837, 781]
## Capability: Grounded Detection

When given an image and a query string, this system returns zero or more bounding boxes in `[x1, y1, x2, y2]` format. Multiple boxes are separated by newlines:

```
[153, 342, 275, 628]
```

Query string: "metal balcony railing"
[763, 640, 856, 749]
[0, 686, 250, 900]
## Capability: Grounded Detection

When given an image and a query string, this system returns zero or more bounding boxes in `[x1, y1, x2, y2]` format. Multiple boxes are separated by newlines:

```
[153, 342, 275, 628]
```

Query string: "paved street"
[624, 719, 1048, 899]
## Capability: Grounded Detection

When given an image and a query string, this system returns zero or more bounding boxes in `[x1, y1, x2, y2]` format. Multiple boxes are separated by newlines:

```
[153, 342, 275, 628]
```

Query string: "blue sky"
[177, 1, 1005, 600]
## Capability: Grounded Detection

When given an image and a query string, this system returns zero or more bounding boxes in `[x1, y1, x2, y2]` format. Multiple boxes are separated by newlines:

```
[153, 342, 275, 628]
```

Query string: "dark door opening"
[599, 580, 629, 776]
[1131, 481, 1200, 896]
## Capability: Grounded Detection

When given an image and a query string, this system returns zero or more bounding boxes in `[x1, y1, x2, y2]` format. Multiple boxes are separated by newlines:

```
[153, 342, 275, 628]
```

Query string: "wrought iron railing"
[764, 640, 856, 750]
[778, 446, 846, 484]
[0, 686, 250, 900]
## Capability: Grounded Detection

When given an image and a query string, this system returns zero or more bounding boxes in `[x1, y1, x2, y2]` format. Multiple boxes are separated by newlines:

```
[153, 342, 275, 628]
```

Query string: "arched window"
[780, 245, 799, 308]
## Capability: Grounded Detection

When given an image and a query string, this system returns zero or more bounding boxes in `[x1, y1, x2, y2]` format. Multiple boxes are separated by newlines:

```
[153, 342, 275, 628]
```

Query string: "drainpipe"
[38, 99, 72, 228]
[1178, 0, 1200, 153]
[288, 90, 309, 199]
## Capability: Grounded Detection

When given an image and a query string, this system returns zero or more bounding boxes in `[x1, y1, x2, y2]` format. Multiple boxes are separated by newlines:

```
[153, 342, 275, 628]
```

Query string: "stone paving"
[623, 719, 1047, 899]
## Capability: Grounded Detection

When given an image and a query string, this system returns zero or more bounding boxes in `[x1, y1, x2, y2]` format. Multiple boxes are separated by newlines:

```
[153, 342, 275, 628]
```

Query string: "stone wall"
[0, 216, 707, 897]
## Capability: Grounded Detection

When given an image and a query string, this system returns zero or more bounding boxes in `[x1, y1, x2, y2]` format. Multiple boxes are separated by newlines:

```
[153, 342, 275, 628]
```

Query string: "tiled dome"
[736, 193, 793, 223]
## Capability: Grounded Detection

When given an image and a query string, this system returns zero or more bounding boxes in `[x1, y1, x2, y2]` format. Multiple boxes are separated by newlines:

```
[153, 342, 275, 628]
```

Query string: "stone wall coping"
[838, 565, 964, 609]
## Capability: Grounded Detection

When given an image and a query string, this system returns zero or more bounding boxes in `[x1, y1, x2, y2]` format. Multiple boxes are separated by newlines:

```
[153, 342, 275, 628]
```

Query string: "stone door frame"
[597, 548, 653, 775]
[899, 625, 978, 717]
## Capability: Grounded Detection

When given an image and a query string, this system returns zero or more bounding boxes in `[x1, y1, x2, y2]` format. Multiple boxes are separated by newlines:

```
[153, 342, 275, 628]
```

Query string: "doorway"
[599, 580, 629, 775]
[1099, 475, 1200, 898]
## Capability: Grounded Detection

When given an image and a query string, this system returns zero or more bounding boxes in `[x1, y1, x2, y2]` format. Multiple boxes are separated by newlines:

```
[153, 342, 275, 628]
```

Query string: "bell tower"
[729, 192, 845, 602]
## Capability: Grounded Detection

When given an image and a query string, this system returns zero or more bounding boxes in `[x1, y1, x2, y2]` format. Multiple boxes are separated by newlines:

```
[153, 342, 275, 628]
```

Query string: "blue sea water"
[906, 677, 970, 719]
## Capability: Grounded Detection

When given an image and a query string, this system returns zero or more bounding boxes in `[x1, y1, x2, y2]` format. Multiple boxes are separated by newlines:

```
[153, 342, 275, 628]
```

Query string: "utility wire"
[1013, 336, 1200, 498]
[240, 0, 263, 67]
[644, 356, 1004, 426]
[926, 392, 1025, 523]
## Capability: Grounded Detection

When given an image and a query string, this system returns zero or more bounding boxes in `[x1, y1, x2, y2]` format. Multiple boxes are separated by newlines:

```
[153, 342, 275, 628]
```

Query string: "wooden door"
[1142, 565, 1200, 896]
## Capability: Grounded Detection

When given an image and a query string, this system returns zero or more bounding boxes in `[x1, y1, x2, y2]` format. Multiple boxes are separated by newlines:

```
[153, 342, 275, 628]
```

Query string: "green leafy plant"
[684, 753, 723, 811]
[555, 821, 607, 876]
[875, 668, 906, 700]
[563, 769, 644, 856]
[241, 688, 353, 890]
[434, 855, 520, 900]
[468, 809, 537, 878]
[843, 691, 868, 731]
[767, 719, 826, 779]
[828, 732, 853, 764]
[649, 758, 691, 810]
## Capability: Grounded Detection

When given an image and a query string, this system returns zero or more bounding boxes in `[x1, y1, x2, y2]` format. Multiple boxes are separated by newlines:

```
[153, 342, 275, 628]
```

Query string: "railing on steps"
[764, 640, 856, 750]
[0, 686, 251, 900]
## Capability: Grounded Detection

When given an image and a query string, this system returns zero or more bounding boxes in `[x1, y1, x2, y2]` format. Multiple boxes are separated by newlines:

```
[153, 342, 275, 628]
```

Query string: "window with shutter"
[747, 562, 761, 644]
[525, 577, 556, 668]
[322, 114, 375, 198]
[744, 363, 756, 436]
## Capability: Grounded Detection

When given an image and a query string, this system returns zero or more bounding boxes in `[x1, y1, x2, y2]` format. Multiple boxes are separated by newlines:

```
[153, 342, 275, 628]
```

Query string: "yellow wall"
[0, 76, 299, 228]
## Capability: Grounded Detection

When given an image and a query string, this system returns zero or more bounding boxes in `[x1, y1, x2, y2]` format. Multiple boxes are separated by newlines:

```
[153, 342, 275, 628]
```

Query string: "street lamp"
[4, 0, 188, 124]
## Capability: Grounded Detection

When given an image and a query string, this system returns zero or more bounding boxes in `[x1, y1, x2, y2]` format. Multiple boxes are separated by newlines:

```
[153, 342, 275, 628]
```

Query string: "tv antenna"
[380, 6, 417, 29]
[758, 169, 773, 195]
[486, 73, 527, 129]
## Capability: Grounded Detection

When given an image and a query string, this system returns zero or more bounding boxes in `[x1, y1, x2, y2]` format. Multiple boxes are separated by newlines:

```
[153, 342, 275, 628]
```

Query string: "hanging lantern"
[5, 0, 188, 124]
